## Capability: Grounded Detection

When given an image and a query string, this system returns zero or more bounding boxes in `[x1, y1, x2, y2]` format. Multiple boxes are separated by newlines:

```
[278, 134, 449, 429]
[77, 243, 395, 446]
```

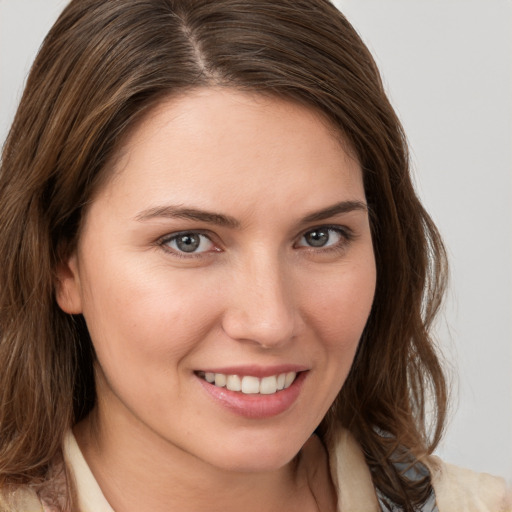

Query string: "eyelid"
[294, 224, 355, 249]
[154, 224, 355, 258]
[157, 230, 221, 257]
[297, 224, 354, 239]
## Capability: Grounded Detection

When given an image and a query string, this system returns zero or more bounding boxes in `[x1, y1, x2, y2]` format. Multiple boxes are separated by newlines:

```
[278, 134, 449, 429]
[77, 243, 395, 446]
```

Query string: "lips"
[195, 366, 308, 419]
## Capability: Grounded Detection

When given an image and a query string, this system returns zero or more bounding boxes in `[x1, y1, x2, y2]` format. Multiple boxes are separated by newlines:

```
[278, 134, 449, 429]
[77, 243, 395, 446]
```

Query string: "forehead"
[112, 87, 355, 168]
[91, 87, 364, 221]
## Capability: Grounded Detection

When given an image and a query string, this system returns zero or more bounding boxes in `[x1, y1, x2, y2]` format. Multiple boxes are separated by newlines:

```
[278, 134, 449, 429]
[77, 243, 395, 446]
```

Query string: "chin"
[197, 429, 310, 474]
[212, 449, 299, 474]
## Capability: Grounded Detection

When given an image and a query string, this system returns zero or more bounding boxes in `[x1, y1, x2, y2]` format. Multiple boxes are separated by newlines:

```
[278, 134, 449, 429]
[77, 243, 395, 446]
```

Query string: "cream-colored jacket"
[2, 430, 510, 511]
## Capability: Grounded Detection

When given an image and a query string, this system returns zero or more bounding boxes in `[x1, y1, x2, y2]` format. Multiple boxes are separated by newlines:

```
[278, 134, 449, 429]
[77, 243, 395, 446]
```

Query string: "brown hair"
[0, 0, 448, 509]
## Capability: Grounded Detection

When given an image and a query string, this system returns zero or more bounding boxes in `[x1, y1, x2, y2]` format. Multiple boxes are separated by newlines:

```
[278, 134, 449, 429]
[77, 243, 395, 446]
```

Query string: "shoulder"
[327, 429, 511, 512]
[425, 456, 512, 512]
[0, 485, 43, 512]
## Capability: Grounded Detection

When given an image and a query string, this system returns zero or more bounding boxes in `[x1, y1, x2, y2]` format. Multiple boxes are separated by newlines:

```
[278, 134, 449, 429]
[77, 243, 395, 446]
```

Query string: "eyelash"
[295, 225, 354, 254]
[157, 230, 219, 259]
[157, 225, 354, 259]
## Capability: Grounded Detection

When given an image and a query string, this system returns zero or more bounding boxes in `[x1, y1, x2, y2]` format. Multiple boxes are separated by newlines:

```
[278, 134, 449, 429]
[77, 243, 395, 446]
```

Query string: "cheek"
[300, 257, 376, 376]
[79, 259, 223, 373]
[305, 261, 376, 336]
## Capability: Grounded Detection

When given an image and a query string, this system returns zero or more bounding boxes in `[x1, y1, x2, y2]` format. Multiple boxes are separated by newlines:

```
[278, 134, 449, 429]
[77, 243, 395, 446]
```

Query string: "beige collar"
[326, 428, 380, 511]
[63, 431, 114, 512]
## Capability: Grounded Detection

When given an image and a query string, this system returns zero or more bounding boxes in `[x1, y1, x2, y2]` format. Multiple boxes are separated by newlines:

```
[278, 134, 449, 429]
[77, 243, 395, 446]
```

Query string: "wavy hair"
[0, 0, 448, 509]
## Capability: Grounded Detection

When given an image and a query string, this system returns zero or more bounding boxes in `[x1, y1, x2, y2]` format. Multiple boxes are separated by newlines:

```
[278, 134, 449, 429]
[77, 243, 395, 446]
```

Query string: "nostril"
[221, 307, 298, 348]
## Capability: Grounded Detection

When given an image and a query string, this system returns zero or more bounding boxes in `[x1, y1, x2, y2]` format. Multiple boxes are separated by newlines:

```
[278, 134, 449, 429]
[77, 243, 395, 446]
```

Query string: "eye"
[161, 232, 216, 254]
[296, 226, 348, 249]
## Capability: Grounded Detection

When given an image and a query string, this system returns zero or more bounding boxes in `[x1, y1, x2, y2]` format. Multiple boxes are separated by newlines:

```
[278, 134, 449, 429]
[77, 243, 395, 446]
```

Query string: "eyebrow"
[300, 200, 368, 223]
[134, 200, 368, 228]
[135, 205, 240, 228]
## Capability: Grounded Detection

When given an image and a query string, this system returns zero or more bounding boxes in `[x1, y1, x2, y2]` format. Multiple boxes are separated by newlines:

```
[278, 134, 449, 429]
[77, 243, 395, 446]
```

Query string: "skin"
[56, 88, 376, 512]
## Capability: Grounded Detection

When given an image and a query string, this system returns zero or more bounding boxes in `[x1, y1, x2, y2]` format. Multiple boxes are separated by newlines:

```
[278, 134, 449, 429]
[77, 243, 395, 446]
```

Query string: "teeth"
[201, 371, 297, 394]
[284, 372, 296, 388]
[214, 373, 226, 387]
[226, 374, 241, 392]
[260, 376, 277, 395]
[276, 373, 286, 390]
[241, 376, 260, 394]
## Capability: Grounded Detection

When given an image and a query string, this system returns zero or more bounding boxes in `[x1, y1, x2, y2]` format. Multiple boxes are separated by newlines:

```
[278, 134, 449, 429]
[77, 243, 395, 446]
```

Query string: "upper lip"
[196, 364, 309, 378]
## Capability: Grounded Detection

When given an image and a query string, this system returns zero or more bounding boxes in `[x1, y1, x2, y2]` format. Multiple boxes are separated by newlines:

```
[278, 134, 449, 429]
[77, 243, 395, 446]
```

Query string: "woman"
[0, 1, 509, 511]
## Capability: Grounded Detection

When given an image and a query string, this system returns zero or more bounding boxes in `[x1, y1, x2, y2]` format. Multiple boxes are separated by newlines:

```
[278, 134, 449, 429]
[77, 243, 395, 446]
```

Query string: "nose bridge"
[222, 247, 299, 347]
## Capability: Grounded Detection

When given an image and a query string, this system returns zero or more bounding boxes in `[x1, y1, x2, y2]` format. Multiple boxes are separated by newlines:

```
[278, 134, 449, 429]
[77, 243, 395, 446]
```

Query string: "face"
[57, 88, 376, 473]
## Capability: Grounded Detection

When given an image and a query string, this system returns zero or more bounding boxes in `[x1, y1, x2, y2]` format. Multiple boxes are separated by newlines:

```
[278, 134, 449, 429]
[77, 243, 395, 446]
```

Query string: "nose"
[221, 253, 301, 349]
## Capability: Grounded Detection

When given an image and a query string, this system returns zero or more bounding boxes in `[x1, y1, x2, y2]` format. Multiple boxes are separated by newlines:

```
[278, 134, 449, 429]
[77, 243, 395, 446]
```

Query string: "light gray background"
[1, 0, 511, 482]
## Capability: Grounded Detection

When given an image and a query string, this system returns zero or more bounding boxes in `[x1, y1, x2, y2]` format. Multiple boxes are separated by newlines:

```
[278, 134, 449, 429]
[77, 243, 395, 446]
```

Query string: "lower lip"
[197, 372, 307, 419]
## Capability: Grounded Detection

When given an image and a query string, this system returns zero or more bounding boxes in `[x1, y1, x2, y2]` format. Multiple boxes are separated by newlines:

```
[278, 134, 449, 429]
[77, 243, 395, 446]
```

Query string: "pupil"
[306, 229, 328, 247]
[176, 234, 200, 252]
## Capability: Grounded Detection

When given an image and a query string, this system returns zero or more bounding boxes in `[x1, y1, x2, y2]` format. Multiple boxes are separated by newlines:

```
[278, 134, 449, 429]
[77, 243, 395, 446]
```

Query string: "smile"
[196, 368, 307, 419]
[197, 371, 297, 395]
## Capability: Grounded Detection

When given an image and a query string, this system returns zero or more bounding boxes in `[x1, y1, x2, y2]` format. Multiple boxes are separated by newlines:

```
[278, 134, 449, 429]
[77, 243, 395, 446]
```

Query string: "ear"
[55, 253, 83, 314]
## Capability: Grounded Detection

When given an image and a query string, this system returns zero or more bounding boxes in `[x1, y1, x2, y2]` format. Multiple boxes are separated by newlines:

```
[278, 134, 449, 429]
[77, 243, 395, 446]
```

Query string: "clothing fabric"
[328, 429, 511, 512]
[1, 429, 510, 511]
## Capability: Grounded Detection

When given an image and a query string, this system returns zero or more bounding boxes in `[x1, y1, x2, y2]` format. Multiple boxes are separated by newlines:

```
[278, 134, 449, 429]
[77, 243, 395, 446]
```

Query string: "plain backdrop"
[1, 0, 511, 482]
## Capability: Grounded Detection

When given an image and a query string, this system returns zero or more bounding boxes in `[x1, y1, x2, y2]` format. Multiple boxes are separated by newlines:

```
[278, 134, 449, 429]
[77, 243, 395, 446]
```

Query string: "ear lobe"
[55, 254, 83, 314]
